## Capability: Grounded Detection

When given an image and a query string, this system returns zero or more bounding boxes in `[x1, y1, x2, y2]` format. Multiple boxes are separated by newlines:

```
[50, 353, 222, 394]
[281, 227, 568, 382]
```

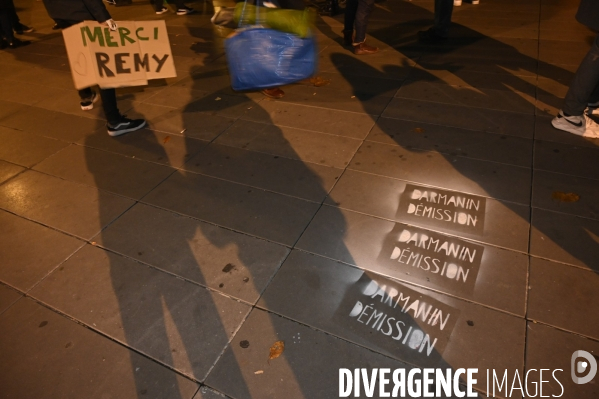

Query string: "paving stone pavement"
[1, 0, 598, 398]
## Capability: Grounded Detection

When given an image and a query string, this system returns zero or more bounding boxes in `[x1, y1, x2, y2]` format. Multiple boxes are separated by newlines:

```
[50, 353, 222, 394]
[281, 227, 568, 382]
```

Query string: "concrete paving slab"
[0, 160, 25, 185]
[525, 322, 599, 399]
[326, 170, 530, 251]
[94, 203, 289, 303]
[407, 66, 538, 95]
[396, 80, 535, 114]
[184, 143, 341, 202]
[0, 283, 22, 315]
[0, 106, 103, 143]
[348, 141, 532, 205]
[528, 257, 599, 340]
[530, 208, 599, 270]
[0, 170, 134, 240]
[30, 244, 251, 381]
[534, 140, 599, 181]
[194, 386, 230, 399]
[382, 98, 535, 138]
[366, 117, 533, 167]
[275, 84, 394, 116]
[241, 99, 376, 139]
[126, 101, 236, 140]
[77, 127, 209, 168]
[34, 144, 176, 200]
[206, 308, 413, 399]
[0, 298, 199, 399]
[295, 207, 527, 314]
[257, 251, 525, 391]
[0, 210, 83, 292]
[142, 171, 319, 246]
[533, 170, 599, 220]
[0, 79, 62, 106]
[214, 119, 362, 169]
[0, 126, 69, 167]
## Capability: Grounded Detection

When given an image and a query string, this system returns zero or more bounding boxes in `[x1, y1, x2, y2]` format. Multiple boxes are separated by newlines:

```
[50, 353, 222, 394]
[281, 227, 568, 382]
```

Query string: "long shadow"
[321, 0, 599, 273]
[81, 6, 482, 399]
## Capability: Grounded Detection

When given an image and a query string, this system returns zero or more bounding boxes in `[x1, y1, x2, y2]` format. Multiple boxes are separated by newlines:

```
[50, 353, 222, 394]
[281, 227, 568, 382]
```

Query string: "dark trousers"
[563, 32, 599, 116]
[0, 12, 14, 42]
[79, 88, 121, 126]
[152, 0, 186, 11]
[433, 0, 454, 37]
[344, 0, 375, 44]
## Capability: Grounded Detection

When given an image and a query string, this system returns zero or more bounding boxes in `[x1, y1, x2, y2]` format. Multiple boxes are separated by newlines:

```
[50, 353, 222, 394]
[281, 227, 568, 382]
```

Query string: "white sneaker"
[156, 6, 168, 14]
[551, 111, 599, 138]
[176, 7, 195, 15]
[454, 0, 462, 5]
[587, 101, 599, 116]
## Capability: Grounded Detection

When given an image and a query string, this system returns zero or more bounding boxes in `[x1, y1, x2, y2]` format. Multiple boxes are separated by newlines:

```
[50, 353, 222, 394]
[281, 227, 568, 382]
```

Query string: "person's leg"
[552, 33, 599, 137]
[343, 0, 359, 40]
[433, 0, 454, 37]
[99, 89, 122, 126]
[563, 33, 599, 116]
[0, 12, 15, 42]
[353, 0, 376, 44]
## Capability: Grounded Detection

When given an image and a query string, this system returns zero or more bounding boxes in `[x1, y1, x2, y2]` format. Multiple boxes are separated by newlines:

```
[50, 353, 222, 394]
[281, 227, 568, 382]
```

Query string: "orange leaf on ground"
[268, 340, 284, 362]
[552, 191, 580, 202]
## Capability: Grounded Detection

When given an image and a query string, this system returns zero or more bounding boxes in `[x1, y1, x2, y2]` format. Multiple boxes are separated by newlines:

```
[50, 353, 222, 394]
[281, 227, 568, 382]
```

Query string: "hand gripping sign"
[62, 20, 177, 89]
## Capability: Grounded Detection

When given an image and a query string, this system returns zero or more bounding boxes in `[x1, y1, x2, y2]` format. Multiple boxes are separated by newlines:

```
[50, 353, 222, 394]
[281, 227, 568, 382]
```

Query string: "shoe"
[353, 42, 379, 55]
[417, 28, 448, 44]
[454, 0, 462, 5]
[14, 24, 34, 34]
[156, 6, 168, 14]
[176, 7, 196, 15]
[107, 117, 147, 137]
[587, 101, 599, 116]
[343, 30, 353, 46]
[80, 92, 99, 111]
[104, 0, 116, 4]
[7, 38, 30, 49]
[551, 111, 599, 138]
[471, 0, 480, 4]
[261, 88, 285, 99]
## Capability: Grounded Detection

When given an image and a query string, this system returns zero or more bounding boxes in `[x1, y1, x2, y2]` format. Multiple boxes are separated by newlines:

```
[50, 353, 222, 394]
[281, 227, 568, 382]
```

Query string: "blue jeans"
[563, 32, 599, 116]
[344, 0, 375, 44]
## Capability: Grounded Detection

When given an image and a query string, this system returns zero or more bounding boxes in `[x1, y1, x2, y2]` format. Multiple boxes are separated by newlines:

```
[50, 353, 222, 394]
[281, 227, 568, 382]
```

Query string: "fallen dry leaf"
[163, 136, 171, 144]
[552, 191, 580, 202]
[351, 95, 356, 99]
[254, 370, 264, 375]
[215, 97, 222, 101]
[413, 128, 424, 133]
[268, 340, 284, 363]
[309, 76, 330, 87]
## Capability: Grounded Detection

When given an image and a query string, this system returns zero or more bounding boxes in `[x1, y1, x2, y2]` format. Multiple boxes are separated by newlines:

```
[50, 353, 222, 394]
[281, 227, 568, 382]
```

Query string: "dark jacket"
[42, 0, 111, 24]
[576, 0, 599, 31]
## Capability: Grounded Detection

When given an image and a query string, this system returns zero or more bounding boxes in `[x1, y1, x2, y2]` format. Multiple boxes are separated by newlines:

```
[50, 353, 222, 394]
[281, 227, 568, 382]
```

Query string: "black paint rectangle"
[378, 223, 484, 294]
[397, 184, 487, 235]
[333, 273, 460, 366]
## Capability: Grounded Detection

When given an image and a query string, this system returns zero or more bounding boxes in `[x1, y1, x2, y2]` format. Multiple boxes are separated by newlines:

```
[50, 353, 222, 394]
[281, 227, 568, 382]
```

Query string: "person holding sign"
[42, 0, 147, 136]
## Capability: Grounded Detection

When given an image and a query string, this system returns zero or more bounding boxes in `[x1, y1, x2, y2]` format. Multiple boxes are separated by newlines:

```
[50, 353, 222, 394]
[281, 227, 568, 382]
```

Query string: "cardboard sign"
[62, 20, 177, 89]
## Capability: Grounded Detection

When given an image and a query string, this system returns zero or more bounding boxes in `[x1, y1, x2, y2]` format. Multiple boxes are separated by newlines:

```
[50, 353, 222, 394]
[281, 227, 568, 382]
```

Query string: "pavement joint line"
[321, 202, 530, 255]
[287, 246, 528, 320]
[338, 167, 533, 206]
[361, 135, 536, 169]
[529, 204, 599, 223]
[532, 165, 599, 183]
